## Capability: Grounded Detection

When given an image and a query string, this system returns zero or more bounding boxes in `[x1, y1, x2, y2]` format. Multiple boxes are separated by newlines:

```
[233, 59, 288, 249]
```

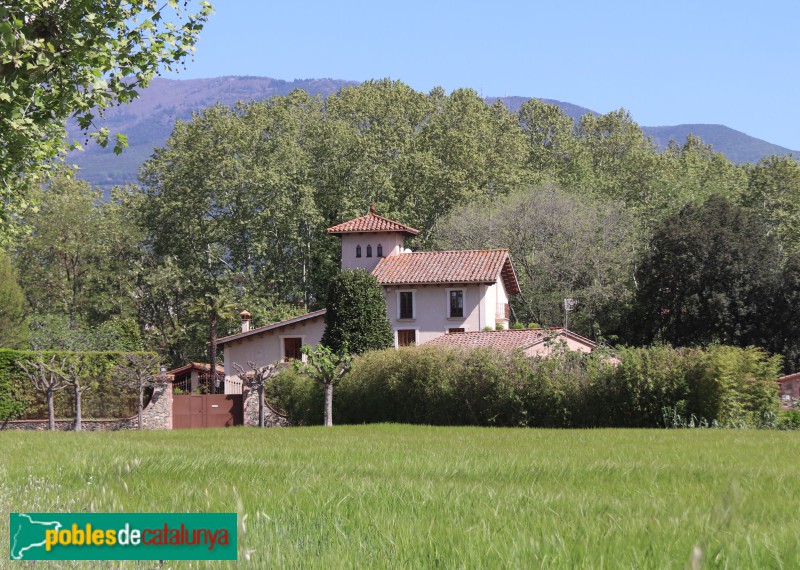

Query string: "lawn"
[1, 425, 799, 568]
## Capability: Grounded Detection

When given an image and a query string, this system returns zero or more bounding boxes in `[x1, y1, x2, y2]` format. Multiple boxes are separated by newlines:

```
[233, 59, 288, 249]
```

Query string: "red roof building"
[424, 328, 596, 357]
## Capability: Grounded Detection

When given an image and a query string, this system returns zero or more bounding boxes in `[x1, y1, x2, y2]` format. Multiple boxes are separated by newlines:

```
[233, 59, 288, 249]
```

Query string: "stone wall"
[1, 381, 173, 431]
[242, 386, 290, 427]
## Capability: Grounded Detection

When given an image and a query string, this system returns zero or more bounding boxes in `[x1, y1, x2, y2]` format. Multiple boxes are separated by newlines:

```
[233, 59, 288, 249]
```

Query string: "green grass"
[2, 425, 800, 568]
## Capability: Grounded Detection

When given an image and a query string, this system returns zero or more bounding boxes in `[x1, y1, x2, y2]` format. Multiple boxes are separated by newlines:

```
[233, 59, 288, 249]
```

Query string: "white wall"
[222, 317, 326, 383]
[384, 284, 486, 345]
[340, 233, 406, 272]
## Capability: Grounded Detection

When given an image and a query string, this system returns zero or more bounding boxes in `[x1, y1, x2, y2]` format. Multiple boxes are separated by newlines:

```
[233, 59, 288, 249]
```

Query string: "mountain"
[65, 76, 797, 190]
[641, 124, 796, 164]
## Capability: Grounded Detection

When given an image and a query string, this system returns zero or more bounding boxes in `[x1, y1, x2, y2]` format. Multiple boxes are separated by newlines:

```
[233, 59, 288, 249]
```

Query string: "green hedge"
[0, 349, 157, 421]
[270, 345, 781, 428]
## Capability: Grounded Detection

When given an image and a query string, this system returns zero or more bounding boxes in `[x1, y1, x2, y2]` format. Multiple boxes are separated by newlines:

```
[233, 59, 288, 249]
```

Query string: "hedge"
[270, 345, 781, 428]
[0, 349, 158, 421]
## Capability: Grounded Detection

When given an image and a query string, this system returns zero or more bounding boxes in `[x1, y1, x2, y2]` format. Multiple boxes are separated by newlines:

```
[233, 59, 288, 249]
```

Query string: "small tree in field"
[116, 354, 161, 430]
[50, 359, 97, 432]
[17, 355, 67, 430]
[296, 345, 353, 426]
[321, 269, 393, 355]
[232, 361, 282, 428]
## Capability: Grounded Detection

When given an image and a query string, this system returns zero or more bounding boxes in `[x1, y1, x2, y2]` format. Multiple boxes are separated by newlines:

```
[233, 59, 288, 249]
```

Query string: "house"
[217, 206, 593, 388]
[777, 372, 800, 410]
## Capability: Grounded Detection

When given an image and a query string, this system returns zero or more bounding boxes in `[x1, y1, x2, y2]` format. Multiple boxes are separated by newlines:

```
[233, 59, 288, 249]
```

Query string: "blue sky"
[172, 1, 800, 150]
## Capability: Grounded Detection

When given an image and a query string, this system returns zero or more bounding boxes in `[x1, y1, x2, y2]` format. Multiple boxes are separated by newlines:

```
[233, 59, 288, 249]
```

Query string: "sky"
[170, 0, 800, 150]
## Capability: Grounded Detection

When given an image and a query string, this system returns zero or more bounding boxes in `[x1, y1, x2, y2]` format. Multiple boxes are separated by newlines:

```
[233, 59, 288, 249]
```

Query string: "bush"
[0, 349, 156, 420]
[268, 345, 781, 429]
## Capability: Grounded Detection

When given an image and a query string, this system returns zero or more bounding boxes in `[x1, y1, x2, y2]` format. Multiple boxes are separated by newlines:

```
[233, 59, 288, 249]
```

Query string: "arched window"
[356, 245, 362, 258]
[366, 244, 373, 258]
[377, 244, 383, 257]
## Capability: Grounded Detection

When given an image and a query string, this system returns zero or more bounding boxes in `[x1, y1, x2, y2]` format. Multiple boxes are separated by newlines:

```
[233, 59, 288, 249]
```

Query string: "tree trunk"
[47, 391, 55, 431]
[258, 385, 265, 428]
[324, 382, 333, 427]
[74, 384, 82, 432]
[209, 312, 218, 391]
[138, 381, 144, 430]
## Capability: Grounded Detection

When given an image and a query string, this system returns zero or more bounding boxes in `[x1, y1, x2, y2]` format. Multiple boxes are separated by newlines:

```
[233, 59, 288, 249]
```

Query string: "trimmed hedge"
[0, 349, 157, 420]
[270, 345, 781, 428]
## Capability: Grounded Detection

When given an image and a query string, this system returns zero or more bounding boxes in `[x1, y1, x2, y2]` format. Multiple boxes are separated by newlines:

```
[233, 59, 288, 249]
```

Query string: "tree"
[433, 185, 638, 339]
[233, 361, 282, 428]
[0, 250, 28, 349]
[741, 155, 800, 255]
[17, 354, 67, 430]
[296, 345, 353, 427]
[0, 0, 213, 242]
[321, 269, 394, 354]
[115, 353, 160, 429]
[15, 170, 141, 327]
[636, 195, 781, 347]
[50, 359, 96, 432]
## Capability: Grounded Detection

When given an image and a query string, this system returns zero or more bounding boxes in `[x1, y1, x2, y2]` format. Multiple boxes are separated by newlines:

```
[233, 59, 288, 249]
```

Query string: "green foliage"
[270, 345, 780, 428]
[0, 250, 28, 349]
[0, 349, 155, 420]
[433, 185, 637, 336]
[320, 270, 393, 355]
[0, 0, 213, 242]
[636, 195, 781, 347]
[29, 315, 142, 352]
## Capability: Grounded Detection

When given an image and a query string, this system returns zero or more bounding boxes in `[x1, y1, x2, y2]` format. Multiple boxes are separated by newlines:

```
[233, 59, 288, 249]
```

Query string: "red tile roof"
[326, 212, 419, 236]
[371, 250, 520, 294]
[216, 309, 327, 346]
[423, 328, 596, 353]
[778, 372, 800, 384]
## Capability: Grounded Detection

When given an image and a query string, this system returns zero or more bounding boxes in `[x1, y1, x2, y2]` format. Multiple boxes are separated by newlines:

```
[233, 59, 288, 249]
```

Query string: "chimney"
[240, 310, 251, 332]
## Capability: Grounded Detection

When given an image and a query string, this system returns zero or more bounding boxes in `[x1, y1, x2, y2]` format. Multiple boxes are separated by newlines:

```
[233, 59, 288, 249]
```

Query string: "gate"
[173, 394, 243, 429]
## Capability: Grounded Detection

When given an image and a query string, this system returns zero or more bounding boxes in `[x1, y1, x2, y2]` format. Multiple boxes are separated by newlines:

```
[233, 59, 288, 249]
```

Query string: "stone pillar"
[242, 386, 290, 427]
[137, 379, 173, 430]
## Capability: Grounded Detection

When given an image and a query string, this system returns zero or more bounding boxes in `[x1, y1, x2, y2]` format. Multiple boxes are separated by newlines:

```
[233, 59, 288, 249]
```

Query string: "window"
[356, 245, 362, 258]
[397, 329, 416, 346]
[377, 244, 383, 257]
[448, 328, 465, 334]
[399, 291, 414, 319]
[366, 244, 372, 258]
[283, 337, 302, 361]
[449, 290, 464, 318]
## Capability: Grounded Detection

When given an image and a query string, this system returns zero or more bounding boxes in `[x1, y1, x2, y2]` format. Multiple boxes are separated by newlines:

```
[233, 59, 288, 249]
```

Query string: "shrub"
[267, 344, 781, 429]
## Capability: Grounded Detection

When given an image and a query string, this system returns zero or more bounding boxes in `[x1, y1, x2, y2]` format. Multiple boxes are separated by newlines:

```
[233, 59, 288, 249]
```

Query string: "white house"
[217, 206, 594, 388]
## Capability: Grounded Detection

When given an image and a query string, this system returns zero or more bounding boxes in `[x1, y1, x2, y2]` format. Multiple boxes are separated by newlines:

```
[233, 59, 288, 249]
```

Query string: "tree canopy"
[0, 0, 213, 243]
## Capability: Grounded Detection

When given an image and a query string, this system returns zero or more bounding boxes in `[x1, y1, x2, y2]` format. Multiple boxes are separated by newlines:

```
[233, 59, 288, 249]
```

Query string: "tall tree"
[0, 250, 28, 349]
[321, 269, 394, 355]
[0, 0, 213, 243]
[741, 155, 800, 255]
[433, 186, 638, 339]
[636, 195, 781, 347]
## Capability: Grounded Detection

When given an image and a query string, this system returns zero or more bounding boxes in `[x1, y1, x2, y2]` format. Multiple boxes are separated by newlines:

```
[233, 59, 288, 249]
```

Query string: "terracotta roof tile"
[327, 212, 419, 236]
[423, 328, 596, 353]
[372, 250, 520, 294]
[778, 372, 800, 383]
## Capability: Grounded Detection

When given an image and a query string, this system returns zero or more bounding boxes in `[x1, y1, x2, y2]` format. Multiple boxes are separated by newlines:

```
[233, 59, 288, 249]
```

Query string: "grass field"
[2, 425, 800, 568]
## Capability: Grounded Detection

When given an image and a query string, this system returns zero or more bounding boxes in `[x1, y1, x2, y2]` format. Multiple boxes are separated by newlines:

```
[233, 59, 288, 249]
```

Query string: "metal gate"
[172, 394, 243, 429]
